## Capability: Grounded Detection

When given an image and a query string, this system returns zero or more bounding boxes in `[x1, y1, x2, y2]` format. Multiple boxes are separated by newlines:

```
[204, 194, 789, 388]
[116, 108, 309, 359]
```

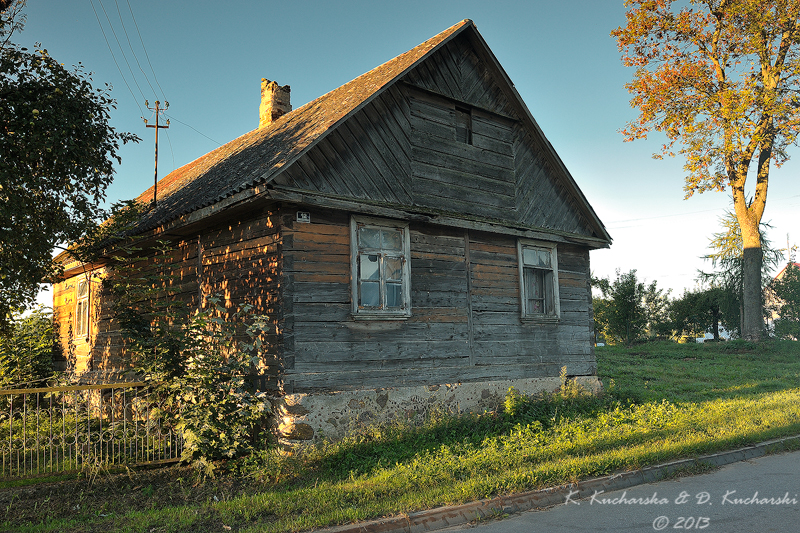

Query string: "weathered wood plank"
[411, 137, 515, 180]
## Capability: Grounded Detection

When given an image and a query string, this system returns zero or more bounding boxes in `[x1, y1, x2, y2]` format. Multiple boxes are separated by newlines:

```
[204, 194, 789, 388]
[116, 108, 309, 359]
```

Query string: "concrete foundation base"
[272, 376, 602, 444]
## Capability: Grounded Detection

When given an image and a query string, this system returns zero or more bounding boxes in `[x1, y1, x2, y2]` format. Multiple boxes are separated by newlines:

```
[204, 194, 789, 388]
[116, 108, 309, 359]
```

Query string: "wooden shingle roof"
[135, 20, 472, 231]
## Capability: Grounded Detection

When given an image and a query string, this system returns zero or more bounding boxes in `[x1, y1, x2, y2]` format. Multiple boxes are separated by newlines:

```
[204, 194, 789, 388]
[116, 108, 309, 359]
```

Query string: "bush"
[593, 270, 670, 344]
[0, 307, 54, 388]
[142, 299, 273, 476]
[101, 240, 273, 476]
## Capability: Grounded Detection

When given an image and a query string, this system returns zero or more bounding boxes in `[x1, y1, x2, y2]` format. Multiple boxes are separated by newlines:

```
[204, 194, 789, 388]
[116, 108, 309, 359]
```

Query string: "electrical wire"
[95, 0, 147, 104]
[112, 0, 158, 100]
[164, 113, 223, 146]
[126, 0, 167, 102]
[164, 129, 176, 174]
[88, 0, 144, 116]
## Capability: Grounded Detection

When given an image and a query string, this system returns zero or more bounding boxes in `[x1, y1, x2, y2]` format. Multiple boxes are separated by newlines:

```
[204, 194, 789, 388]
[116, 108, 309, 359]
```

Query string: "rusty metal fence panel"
[0, 382, 182, 478]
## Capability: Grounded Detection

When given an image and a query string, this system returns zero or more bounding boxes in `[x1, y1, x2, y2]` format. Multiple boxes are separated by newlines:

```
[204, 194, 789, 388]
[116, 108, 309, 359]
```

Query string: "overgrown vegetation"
[3, 341, 800, 533]
[769, 263, 800, 340]
[103, 240, 273, 475]
[0, 307, 54, 388]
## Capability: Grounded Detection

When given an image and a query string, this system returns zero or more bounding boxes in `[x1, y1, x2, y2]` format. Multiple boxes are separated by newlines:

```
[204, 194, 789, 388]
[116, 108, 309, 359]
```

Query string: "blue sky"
[17, 0, 800, 302]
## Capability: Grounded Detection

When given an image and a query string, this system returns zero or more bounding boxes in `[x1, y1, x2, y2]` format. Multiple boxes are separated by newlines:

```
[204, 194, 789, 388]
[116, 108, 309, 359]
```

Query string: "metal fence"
[0, 382, 182, 478]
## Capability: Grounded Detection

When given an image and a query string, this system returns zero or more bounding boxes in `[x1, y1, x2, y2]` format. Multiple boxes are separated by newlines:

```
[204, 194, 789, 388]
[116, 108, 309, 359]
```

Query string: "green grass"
[6, 340, 800, 533]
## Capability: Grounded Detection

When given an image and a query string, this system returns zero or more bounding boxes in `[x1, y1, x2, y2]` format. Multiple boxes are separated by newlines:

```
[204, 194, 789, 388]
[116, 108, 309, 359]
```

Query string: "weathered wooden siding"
[469, 233, 595, 377]
[271, 30, 599, 241]
[53, 268, 101, 373]
[52, 208, 284, 388]
[513, 125, 594, 236]
[281, 206, 595, 393]
[406, 85, 517, 220]
[274, 85, 412, 206]
[402, 35, 515, 117]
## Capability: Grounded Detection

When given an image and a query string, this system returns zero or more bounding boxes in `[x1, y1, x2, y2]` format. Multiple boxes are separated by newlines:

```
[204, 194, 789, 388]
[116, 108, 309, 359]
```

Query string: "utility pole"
[144, 100, 169, 206]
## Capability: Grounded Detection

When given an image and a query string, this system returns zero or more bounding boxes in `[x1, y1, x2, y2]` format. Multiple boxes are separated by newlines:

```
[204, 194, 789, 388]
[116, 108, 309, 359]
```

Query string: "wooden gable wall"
[274, 32, 598, 240]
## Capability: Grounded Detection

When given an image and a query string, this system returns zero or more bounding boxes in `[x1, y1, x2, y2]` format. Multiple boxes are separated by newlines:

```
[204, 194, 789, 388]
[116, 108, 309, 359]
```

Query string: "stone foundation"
[272, 376, 602, 444]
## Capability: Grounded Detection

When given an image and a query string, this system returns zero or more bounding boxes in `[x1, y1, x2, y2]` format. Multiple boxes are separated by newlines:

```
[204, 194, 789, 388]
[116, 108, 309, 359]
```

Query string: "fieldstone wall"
[272, 376, 602, 445]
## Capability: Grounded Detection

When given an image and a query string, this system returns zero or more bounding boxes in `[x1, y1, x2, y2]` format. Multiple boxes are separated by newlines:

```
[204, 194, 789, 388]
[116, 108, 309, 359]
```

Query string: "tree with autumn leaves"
[613, 0, 800, 341]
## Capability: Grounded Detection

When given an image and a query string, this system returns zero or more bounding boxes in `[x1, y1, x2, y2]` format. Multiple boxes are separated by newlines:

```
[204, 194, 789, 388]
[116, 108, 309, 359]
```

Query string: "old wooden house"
[53, 20, 611, 442]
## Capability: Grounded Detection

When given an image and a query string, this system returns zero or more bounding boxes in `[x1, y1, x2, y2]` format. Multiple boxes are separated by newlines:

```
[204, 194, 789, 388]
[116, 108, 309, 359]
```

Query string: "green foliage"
[697, 210, 783, 337]
[670, 287, 728, 341]
[0, 307, 53, 388]
[0, 1, 138, 328]
[100, 240, 272, 475]
[769, 264, 800, 340]
[145, 300, 273, 476]
[593, 270, 670, 344]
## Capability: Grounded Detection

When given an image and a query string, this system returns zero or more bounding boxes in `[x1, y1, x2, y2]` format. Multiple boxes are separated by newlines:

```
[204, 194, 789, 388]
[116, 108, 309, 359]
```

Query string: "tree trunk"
[741, 245, 764, 341]
[733, 173, 767, 342]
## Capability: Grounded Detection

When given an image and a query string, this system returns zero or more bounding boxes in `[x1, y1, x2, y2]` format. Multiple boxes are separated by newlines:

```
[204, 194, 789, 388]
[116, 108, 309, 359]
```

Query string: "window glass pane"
[386, 282, 403, 308]
[523, 248, 550, 268]
[385, 256, 403, 281]
[544, 271, 555, 314]
[381, 229, 402, 251]
[360, 254, 380, 281]
[524, 267, 545, 314]
[360, 281, 380, 308]
[77, 281, 89, 298]
[359, 227, 381, 249]
[76, 300, 86, 335]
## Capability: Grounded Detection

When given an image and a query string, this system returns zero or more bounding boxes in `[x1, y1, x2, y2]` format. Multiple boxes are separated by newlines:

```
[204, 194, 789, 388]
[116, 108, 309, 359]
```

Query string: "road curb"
[320, 434, 800, 533]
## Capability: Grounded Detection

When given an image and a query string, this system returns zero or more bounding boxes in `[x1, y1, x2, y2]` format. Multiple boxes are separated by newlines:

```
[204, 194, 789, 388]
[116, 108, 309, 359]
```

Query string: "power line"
[125, 0, 167, 102]
[112, 0, 158, 99]
[164, 129, 176, 173]
[164, 113, 223, 146]
[88, 0, 144, 116]
[95, 0, 147, 104]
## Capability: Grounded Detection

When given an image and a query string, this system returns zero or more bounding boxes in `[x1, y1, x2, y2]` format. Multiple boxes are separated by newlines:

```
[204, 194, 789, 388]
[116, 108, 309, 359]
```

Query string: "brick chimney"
[259, 79, 291, 129]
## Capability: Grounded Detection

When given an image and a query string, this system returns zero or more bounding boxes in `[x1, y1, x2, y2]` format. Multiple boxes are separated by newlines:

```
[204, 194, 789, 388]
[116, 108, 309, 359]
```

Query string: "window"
[518, 240, 560, 319]
[455, 106, 472, 145]
[75, 279, 89, 338]
[351, 216, 411, 317]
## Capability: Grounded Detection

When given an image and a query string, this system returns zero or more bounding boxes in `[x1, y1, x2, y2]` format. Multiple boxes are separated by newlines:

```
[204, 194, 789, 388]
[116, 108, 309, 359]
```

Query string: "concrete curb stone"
[319, 434, 800, 533]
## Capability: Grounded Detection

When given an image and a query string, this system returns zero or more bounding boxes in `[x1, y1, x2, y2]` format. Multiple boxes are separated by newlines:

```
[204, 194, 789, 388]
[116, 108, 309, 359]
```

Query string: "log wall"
[52, 207, 284, 388]
[281, 205, 595, 393]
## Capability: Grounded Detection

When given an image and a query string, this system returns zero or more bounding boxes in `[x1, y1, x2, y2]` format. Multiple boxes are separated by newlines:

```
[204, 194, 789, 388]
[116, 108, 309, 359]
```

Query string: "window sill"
[520, 315, 560, 324]
[352, 312, 411, 321]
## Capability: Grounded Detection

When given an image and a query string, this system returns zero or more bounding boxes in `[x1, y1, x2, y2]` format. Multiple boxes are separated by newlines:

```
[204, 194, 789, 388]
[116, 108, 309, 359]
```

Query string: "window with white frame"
[351, 216, 411, 317]
[75, 279, 89, 338]
[518, 240, 560, 319]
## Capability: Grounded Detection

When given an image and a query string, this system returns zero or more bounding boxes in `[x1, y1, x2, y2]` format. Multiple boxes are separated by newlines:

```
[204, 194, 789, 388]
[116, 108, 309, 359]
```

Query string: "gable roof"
[136, 20, 470, 230]
[133, 20, 610, 245]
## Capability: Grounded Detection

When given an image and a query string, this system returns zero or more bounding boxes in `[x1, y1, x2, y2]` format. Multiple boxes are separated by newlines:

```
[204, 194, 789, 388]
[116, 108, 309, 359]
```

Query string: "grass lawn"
[3, 340, 800, 533]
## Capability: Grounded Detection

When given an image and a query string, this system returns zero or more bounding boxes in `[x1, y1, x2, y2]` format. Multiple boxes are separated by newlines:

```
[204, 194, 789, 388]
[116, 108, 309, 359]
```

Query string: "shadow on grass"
[308, 388, 625, 482]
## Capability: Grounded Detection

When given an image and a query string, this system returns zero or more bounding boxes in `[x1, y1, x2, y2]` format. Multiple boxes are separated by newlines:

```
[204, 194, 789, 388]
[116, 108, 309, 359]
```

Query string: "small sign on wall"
[296, 211, 311, 223]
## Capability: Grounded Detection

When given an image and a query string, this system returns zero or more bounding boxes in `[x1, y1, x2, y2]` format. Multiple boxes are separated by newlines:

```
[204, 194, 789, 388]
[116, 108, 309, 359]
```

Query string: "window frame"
[350, 215, 411, 319]
[74, 278, 90, 339]
[517, 239, 560, 321]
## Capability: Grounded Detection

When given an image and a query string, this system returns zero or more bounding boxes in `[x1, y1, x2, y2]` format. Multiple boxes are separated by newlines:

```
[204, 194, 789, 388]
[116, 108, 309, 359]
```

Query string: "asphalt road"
[444, 450, 800, 533]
